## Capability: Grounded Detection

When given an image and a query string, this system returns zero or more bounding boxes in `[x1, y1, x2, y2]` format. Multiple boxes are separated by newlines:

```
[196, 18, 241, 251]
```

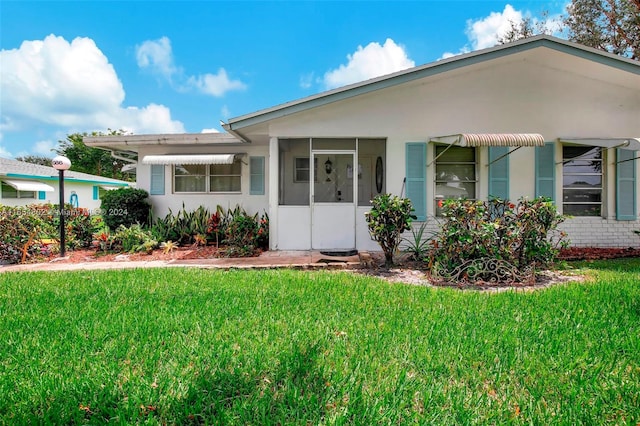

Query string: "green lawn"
[0, 260, 638, 424]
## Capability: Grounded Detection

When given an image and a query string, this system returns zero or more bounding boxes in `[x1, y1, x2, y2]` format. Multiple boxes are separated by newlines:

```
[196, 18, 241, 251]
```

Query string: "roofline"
[83, 132, 245, 148]
[225, 35, 640, 131]
[2, 173, 130, 186]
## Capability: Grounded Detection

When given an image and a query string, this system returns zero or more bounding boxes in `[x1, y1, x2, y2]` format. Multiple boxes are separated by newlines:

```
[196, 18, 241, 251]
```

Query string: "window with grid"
[562, 146, 602, 216]
[434, 145, 476, 216]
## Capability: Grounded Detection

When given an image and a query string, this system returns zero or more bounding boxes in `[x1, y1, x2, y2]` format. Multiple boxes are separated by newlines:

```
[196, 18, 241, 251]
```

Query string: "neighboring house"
[0, 157, 132, 209]
[85, 35, 640, 250]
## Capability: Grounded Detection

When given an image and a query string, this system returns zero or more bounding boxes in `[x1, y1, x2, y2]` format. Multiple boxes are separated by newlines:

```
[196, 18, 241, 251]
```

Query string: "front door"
[311, 151, 356, 250]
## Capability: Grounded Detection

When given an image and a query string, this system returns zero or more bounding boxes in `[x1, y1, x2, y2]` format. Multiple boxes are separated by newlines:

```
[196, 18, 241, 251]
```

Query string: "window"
[563, 146, 602, 216]
[1, 182, 35, 199]
[210, 163, 241, 192]
[174, 162, 241, 193]
[294, 157, 317, 182]
[434, 145, 476, 215]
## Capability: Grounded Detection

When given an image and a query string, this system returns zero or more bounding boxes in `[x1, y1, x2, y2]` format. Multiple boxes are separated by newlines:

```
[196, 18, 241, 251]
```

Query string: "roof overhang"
[430, 133, 545, 147]
[84, 133, 246, 152]
[2, 179, 55, 192]
[141, 154, 242, 165]
[558, 137, 640, 151]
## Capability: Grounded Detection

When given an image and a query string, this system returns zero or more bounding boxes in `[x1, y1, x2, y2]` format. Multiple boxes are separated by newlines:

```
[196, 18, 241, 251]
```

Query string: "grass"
[0, 259, 638, 424]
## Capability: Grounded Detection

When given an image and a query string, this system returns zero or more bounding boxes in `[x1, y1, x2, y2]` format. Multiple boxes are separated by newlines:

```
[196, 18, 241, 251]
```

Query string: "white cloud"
[439, 5, 561, 60]
[33, 140, 57, 156]
[323, 38, 415, 89]
[467, 4, 524, 50]
[0, 144, 12, 158]
[136, 37, 246, 97]
[1, 34, 185, 138]
[135, 36, 179, 80]
[187, 69, 247, 97]
[299, 72, 314, 89]
[201, 128, 220, 133]
[220, 105, 230, 120]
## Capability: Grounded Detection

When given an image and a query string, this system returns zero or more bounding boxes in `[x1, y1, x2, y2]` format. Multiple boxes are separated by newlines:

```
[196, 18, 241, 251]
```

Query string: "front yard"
[1, 260, 638, 424]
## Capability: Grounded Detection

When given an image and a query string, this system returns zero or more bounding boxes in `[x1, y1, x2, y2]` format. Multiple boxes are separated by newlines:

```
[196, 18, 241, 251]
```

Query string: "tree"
[497, 0, 640, 60]
[54, 130, 135, 182]
[14, 155, 53, 166]
[498, 13, 554, 45]
[564, 0, 640, 60]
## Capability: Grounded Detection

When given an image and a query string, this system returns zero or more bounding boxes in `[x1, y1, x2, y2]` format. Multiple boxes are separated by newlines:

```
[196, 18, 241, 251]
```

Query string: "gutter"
[221, 121, 251, 143]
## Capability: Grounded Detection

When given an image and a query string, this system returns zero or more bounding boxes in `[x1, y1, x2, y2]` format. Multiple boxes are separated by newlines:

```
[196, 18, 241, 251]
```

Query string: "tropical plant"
[402, 222, 433, 261]
[111, 224, 158, 253]
[365, 194, 414, 267]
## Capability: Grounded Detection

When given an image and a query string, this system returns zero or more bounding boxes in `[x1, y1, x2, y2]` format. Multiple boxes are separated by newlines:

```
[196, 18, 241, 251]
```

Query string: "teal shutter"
[616, 148, 636, 220]
[250, 156, 265, 195]
[535, 143, 555, 201]
[488, 147, 509, 200]
[38, 191, 46, 200]
[92, 186, 99, 200]
[405, 143, 426, 221]
[150, 165, 165, 195]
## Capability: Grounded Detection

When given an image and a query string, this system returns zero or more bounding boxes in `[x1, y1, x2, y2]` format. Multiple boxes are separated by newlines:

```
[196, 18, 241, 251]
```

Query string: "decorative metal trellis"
[430, 257, 536, 287]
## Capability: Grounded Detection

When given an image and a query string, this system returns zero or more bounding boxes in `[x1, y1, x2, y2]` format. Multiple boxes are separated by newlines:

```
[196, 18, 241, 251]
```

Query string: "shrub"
[225, 208, 260, 257]
[0, 205, 56, 264]
[365, 194, 414, 266]
[100, 188, 151, 230]
[429, 197, 568, 283]
[111, 224, 157, 253]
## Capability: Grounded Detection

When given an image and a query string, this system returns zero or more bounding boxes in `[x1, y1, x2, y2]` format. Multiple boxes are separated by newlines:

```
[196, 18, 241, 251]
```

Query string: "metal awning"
[141, 154, 240, 165]
[558, 138, 640, 151]
[430, 133, 545, 147]
[2, 179, 55, 192]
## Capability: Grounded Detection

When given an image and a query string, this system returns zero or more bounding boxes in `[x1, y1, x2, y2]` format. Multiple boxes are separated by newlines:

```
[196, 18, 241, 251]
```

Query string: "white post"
[268, 137, 279, 250]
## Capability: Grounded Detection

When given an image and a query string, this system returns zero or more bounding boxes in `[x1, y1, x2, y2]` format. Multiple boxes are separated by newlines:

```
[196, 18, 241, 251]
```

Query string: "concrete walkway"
[0, 251, 369, 273]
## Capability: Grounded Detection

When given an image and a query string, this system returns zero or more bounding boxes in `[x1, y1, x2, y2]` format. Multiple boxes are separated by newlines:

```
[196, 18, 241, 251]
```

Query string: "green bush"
[100, 188, 151, 230]
[365, 194, 414, 266]
[429, 197, 568, 282]
[111, 224, 157, 253]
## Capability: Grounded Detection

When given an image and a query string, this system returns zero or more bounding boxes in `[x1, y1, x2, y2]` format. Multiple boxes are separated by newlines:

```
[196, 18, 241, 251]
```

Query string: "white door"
[311, 151, 357, 250]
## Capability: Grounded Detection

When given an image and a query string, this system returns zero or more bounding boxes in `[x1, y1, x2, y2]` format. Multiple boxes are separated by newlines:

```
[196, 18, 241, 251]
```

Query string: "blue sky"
[0, 0, 566, 158]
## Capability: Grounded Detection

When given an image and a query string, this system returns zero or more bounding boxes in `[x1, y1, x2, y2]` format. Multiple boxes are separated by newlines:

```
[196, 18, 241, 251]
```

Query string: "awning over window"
[100, 185, 121, 190]
[2, 179, 55, 192]
[141, 154, 239, 165]
[558, 138, 640, 151]
[430, 133, 545, 147]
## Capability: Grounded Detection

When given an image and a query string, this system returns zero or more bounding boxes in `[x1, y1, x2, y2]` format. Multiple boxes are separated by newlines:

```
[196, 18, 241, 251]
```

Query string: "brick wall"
[558, 218, 640, 248]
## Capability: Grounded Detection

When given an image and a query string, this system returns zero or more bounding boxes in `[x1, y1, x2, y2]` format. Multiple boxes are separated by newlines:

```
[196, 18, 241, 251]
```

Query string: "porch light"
[324, 158, 333, 174]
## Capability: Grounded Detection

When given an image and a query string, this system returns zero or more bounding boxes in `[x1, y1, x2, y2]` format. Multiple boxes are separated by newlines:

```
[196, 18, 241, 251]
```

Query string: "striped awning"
[141, 154, 239, 165]
[558, 138, 640, 151]
[430, 133, 545, 147]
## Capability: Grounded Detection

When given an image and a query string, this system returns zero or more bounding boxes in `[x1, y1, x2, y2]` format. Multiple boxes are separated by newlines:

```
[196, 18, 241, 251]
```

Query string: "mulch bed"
[558, 247, 640, 261]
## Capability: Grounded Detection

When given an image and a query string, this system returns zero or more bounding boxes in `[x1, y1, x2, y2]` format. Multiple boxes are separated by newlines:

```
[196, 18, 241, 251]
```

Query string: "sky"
[0, 0, 567, 159]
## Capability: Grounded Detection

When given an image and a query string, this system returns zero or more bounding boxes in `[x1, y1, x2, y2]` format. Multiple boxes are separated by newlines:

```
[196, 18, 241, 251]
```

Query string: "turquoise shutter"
[250, 156, 265, 195]
[405, 143, 426, 221]
[616, 148, 636, 220]
[92, 186, 99, 200]
[150, 165, 165, 195]
[535, 143, 555, 201]
[38, 191, 46, 200]
[488, 147, 509, 200]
